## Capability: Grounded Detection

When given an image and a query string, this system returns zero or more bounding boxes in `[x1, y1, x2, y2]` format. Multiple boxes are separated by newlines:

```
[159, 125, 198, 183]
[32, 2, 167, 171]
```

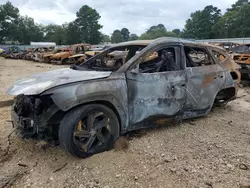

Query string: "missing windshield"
[72, 45, 147, 71]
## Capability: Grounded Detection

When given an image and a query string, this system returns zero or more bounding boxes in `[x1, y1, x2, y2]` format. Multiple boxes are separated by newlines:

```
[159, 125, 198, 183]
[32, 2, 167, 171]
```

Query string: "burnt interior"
[184, 46, 214, 67]
[138, 47, 178, 73]
[72, 45, 146, 71]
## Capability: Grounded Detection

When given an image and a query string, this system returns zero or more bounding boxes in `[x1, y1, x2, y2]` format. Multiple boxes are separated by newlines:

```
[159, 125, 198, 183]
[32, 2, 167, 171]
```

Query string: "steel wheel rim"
[73, 111, 111, 153]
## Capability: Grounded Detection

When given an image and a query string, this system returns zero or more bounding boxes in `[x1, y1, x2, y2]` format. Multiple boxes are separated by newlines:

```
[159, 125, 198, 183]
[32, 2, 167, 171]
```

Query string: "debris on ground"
[114, 137, 129, 151]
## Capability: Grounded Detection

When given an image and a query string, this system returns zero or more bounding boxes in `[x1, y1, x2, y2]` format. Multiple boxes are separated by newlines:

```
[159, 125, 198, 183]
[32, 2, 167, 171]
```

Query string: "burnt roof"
[113, 37, 225, 51]
[113, 37, 223, 46]
[115, 38, 193, 46]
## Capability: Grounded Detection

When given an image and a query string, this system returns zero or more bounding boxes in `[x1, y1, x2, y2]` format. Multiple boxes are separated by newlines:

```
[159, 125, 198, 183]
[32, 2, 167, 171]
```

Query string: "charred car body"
[7, 38, 241, 158]
[230, 44, 250, 82]
[68, 45, 113, 64]
[49, 44, 91, 64]
[2, 46, 22, 58]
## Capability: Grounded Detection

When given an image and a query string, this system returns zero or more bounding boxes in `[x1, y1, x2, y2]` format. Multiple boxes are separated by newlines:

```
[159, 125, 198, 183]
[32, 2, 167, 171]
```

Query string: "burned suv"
[7, 38, 241, 158]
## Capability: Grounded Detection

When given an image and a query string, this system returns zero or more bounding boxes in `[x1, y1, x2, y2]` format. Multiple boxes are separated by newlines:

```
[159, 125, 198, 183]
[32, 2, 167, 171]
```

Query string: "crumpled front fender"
[42, 74, 129, 133]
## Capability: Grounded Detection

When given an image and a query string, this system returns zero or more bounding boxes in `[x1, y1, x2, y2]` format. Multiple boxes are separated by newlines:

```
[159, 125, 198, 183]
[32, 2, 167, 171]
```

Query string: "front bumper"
[11, 108, 36, 138]
[11, 94, 61, 140]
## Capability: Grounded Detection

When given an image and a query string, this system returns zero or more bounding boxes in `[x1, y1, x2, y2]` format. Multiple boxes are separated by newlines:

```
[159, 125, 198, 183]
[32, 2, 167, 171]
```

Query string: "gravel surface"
[0, 58, 250, 188]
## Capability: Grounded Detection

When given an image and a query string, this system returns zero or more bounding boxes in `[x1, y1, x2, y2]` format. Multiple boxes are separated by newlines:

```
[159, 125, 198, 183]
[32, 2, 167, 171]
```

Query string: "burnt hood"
[7, 68, 112, 96]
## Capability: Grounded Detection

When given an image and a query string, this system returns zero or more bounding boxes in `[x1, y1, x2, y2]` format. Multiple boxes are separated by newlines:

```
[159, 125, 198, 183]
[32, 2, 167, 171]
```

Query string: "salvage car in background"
[50, 43, 91, 64]
[7, 38, 241, 158]
[2, 46, 22, 58]
[230, 44, 250, 83]
[68, 45, 113, 64]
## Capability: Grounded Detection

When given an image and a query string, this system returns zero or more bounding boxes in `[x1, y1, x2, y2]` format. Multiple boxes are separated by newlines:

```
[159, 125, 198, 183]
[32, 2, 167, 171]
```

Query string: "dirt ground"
[0, 58, 250, 188]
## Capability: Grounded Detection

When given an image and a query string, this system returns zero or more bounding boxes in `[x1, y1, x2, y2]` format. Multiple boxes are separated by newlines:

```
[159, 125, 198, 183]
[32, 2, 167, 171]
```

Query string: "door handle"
[181, 84, 186, 87]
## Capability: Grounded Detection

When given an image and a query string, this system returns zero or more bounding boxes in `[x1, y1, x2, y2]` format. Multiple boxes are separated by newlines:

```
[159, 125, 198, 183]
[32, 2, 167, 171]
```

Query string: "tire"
[62, 58, 69, 65]
[59, 104, 120, 158]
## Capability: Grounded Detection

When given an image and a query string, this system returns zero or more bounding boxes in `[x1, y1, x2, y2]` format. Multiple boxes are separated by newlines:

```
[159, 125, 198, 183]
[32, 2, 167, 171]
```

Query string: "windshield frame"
[75, 44, 148, 72]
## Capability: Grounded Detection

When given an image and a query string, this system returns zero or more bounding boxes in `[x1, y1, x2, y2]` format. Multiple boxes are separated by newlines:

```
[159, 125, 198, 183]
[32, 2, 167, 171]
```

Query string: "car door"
[183, 45, 225, 118]
[126, 45, 187, 126]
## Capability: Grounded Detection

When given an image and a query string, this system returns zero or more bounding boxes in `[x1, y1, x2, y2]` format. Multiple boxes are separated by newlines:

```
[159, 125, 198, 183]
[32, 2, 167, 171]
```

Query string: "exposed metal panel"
[7, 68, 112, 95]
[126, 71, 187, 125]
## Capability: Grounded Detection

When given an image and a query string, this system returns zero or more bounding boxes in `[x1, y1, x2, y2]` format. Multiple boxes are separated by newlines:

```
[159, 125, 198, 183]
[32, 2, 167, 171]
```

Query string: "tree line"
[0, 0, 249, 45]
[0, 2, 103, 45]
[182, 0, 250, 39]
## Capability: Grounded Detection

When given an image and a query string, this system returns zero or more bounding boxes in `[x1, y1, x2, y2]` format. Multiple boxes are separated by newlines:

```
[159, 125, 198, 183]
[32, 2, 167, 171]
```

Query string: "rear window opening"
[184, 46, 214, 67]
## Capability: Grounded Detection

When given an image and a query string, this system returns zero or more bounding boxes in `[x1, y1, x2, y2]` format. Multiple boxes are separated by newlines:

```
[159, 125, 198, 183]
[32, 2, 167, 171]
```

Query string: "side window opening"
[137, 47, 179, 73]
[211, 50, 226, 62]
[184, 46, 214, 67]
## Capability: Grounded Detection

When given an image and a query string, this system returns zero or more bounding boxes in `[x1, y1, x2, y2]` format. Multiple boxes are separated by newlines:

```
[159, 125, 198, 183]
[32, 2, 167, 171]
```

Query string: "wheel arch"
[67, 100, 121, 127]
[215, 87, 236, 99]
[213, 86, 236, 106]
[42, 78, 129, 133]
[47, 99, 125, 134]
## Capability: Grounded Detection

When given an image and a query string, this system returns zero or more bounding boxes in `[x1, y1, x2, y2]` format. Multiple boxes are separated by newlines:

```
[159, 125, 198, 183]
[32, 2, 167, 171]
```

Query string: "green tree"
[172, 29, 181, 36]
[147, 24, 166, 33]
[65, 21, 80, 45]
[214, 0, 250, 38]
[121, 28, 130, 41]
[129, 33, 139, 41]
[182, 5, 221, 39]
[102, 34, 111, 43]
[111, 30, 123, 43]
[44, 24, 66, 45]
[234, 2, 250, 37]
[16, 16, 44, 44]
[75, 5, 103, 44]
[227, 0, 249, 11]
[139, 24, 177, 39]
[0, 1, 19, 43]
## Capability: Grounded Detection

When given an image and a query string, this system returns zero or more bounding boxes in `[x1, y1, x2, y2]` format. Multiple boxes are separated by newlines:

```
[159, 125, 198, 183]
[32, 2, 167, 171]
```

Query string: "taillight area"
[230, 71, 238, 80]
[230, 70, 241, 85]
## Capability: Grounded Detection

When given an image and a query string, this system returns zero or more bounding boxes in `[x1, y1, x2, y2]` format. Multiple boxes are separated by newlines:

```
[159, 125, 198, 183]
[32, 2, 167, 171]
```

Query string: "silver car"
[7, 38, 241, 158]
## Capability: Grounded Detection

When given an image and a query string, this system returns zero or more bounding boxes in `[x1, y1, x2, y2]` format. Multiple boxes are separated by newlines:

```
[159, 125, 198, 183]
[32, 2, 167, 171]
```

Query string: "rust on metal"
[202, 73, 217, 88]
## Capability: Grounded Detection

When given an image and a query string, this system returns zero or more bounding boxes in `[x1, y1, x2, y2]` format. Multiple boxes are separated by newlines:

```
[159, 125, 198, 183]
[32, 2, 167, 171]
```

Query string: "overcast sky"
[1, 0, 237, 35]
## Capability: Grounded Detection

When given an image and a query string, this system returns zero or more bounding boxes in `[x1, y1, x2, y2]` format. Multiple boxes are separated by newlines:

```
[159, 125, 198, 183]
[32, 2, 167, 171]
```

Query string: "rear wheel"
[213, 87, 236, 107]
[59, 104, 120, 158]
[62, 58, 69, 65]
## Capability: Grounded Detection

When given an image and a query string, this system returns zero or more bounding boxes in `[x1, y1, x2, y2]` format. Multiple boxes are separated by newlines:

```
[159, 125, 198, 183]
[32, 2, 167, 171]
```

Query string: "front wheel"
[59, 104, 120, 158]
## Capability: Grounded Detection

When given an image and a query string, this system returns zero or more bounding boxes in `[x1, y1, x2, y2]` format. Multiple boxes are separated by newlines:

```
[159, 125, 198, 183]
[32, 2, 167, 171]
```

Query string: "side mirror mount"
[130, 64, 139, 73]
